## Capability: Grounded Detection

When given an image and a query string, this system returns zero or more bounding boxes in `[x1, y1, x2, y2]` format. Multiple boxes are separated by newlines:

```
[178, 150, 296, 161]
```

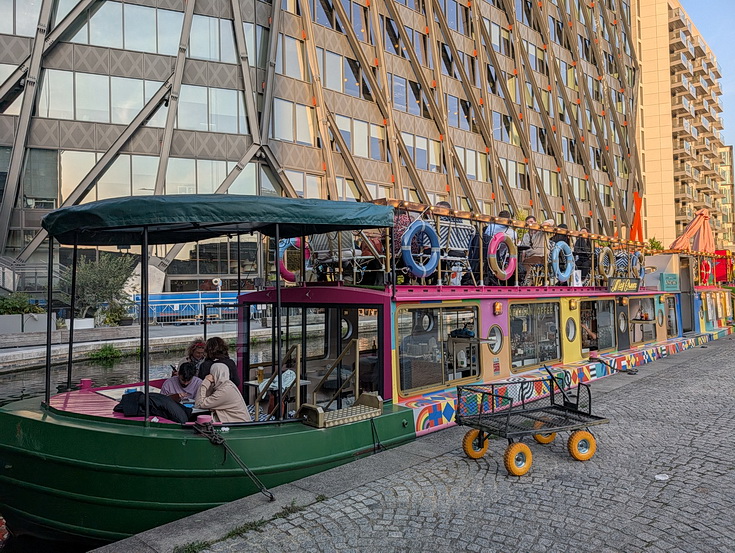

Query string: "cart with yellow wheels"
[456, 367, 608, 476]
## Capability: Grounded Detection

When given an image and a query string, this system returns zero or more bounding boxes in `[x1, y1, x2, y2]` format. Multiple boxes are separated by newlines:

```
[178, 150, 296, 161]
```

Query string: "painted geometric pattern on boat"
[404, 328, 731, 436]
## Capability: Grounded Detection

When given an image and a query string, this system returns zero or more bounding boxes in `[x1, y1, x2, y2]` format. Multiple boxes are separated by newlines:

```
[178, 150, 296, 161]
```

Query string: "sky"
[678, 0, 735, 147]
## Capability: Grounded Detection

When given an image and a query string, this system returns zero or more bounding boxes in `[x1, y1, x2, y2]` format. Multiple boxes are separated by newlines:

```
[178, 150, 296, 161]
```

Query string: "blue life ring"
[401, 220, 440, 278]
[551, 241, 574, 283]
[631, 251, 644, 280]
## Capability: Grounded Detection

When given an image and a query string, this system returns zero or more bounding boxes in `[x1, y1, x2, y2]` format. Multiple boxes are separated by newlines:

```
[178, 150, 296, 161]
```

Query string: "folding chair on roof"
[308, 231, 358, 281]
[438, 217, 476, 285]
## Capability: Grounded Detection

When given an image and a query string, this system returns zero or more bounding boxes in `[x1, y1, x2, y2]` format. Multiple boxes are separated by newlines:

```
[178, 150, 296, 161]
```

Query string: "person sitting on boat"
[196, 363, 252, 423]
[519, 216, 549, 281]
[484, 210, 517, 242]
[160, 362, 202, 402]
[573, 228, 592, 282]
[198, 337, 240, 388]
[174, 339, 206, 375]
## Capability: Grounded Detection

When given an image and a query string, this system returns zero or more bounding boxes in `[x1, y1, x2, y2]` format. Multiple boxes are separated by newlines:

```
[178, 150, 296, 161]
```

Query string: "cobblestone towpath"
[99, 337, 735, 553]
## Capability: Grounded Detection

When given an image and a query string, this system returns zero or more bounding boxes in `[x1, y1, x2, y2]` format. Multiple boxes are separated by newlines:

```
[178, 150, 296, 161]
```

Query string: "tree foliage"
[59, 253, 136, 319]
[0, 292, 45, 315]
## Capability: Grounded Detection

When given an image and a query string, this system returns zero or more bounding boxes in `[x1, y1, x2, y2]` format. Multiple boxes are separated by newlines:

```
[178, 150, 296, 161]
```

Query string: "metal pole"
[275, 224, 283, 419]
[391, 226, 397, 300]
[236, 232, 242, 296]
[142, 227, 150, 423]
[44, 237, 54, 405]
[66, 240, 78, 390]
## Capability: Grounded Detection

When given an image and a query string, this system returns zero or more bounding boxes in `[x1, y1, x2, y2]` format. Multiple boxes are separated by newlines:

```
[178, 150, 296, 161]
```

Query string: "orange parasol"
[668, 208, 715, 253]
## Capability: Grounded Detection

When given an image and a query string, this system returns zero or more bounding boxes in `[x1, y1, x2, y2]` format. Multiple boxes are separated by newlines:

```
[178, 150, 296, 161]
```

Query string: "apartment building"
[720, 145, 734, 248]
[638, 0, 726, 248]
[0, 0, 640, 292]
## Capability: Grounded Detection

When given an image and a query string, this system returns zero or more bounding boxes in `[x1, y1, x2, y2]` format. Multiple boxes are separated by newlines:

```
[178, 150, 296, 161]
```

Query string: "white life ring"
[487, 232, 517, 281]
[401, 220, 440, 278]
[212, 278, 222, 287]
[550, 241, 574, 283]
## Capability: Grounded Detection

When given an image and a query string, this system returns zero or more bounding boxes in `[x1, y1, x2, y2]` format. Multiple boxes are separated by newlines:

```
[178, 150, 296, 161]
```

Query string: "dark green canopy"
[42, 194, 394, 246]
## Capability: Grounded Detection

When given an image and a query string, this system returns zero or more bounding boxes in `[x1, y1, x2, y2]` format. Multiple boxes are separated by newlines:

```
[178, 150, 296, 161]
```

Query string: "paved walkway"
[97, 336, 735, 553]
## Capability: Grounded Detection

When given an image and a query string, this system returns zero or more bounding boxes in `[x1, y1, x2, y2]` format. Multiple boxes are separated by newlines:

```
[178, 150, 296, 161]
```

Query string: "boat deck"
[48, 379, 181, 422]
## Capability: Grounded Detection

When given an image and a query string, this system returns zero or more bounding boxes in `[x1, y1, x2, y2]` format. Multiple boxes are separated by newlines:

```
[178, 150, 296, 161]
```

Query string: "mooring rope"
[370, 417, 386, 454]
[193, 422, 275, 502]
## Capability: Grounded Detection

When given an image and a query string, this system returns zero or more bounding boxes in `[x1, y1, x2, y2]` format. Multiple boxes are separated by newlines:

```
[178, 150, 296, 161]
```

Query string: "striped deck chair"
[438, 217, 476, 284]
[308, 231, 357, 281]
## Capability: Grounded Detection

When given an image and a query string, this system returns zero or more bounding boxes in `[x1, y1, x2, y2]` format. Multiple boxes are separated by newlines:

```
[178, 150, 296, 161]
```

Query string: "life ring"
[212, 278, 222, 287]
[700, 259, 712, 284]
[597, 247, 615, 279]
[401, 220, 440, 278]
[631, 251, 645, 280]
[550, 241, 574, 283]
[487, 232, 517, 280]
[278, 238, 309, 282]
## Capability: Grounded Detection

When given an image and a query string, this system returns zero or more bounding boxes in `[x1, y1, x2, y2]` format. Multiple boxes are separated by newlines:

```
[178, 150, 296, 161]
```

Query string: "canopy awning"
[42, 195, 394, 246]
[669, 208, 715, 254]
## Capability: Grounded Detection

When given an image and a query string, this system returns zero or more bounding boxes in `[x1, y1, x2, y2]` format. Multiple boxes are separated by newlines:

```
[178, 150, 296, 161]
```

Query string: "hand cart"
[456, 367, 608, 476]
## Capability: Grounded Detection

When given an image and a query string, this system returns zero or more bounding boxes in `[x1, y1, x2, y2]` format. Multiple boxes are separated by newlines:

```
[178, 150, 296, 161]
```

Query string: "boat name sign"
[607, 278, 641, 293]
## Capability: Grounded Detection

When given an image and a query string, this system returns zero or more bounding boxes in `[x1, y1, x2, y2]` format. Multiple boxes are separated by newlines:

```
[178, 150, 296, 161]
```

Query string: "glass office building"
[0, 0, 641, 292]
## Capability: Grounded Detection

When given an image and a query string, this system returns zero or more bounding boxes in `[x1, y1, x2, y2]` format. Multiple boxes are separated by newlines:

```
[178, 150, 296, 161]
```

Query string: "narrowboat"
[0, 195, 730, 547]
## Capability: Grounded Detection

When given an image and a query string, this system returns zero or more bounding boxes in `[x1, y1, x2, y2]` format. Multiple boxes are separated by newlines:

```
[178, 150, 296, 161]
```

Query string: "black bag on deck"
[113, 392, 191, 423]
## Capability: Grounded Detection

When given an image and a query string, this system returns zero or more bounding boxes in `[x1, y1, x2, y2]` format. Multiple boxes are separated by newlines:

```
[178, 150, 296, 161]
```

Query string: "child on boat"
[160, 362, 202, 402]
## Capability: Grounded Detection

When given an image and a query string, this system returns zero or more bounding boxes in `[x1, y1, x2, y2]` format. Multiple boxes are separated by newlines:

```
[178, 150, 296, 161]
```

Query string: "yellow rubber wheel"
[533, 432, 557, 444]
[532, 420, 556, 444]
[462, 429, 489, 459]
[567, 430, 597, 461]
[503, 442, 533, 476]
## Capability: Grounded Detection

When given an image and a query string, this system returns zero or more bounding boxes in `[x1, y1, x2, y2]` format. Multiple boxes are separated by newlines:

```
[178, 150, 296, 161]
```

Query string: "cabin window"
[629, 297, 656, 343]
[580, 300, 615, 354]
[509, 302, 560, 370]
[397, 305, 479, 394]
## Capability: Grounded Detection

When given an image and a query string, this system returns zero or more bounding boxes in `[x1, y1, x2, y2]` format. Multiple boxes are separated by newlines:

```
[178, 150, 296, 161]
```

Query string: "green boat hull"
[0, 398, 415, 545]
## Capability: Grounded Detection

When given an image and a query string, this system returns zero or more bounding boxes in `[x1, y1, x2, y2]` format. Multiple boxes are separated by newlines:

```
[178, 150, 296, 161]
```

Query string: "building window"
[75, 73, 109, 123]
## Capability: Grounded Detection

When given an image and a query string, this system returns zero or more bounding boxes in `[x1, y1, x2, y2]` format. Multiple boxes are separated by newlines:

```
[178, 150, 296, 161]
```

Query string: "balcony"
[712, 116, 724, 130]
[676, 206, 694, 221]
[670, 30, 687, 51]
[672, 118, 695, 139]
[670, 52, 688, 72]
[669, 7, 687, 30]
[675, 184, 695, 199]
[712, 61, 722, 79]
[671, 96, 691, 115]
[674, 140, 695, 161]
[671, 74, 688, 93]
[694, 36, 706, 56]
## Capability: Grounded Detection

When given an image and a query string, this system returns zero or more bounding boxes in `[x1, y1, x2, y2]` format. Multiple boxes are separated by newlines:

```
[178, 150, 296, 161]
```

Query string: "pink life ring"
[487, 232, 518, 281]
[278, 238, 310, 282]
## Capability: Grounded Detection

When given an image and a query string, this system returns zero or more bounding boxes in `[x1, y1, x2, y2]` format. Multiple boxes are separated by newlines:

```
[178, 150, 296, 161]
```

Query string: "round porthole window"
[486, 325, 503, 354]
[657, 310, 664, 327]
[618, 311, 628, 332]
[420, 312, 434, 332]
[341, 318, 353, 340]
[565, 317, 577, 341]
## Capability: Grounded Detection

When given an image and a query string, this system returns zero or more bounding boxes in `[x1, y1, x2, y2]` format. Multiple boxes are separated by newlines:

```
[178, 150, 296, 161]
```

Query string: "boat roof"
[42, 195, 395, 246]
